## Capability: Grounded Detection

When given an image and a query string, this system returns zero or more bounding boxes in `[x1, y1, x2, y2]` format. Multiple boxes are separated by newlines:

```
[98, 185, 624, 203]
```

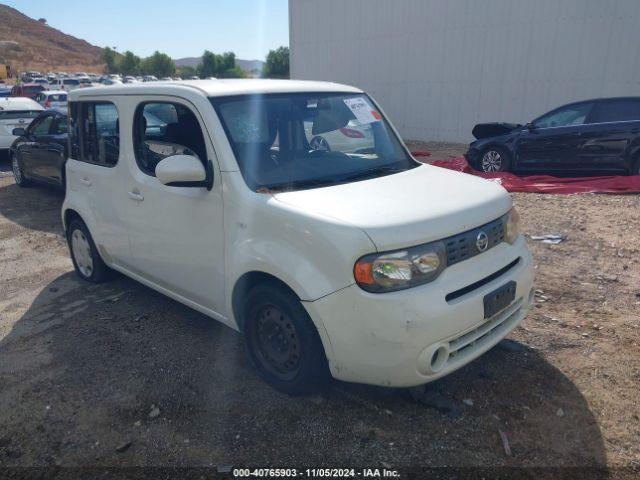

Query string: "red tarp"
[413, 154, 640, 194]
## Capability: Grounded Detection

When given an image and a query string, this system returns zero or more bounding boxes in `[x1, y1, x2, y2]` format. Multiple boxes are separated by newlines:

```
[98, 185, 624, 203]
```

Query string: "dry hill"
[0, 4, 104, 76]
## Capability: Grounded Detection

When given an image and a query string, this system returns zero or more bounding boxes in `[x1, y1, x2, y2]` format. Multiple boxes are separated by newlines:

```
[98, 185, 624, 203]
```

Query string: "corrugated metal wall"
[289, 0, 640, 142]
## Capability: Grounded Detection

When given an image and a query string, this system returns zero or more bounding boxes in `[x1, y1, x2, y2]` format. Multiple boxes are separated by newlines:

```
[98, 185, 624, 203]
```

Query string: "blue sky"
[3, 0, 289, 60]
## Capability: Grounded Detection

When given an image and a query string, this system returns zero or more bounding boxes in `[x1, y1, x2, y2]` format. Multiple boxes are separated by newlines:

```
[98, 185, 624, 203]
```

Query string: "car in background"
[304, 119, 374, 154]
[0, 97, 44, 153]
[31, 78, 49, 88]
[0, 87, 11, 98]
[10, 109, 68, 188]
[74, 72, 89, 78]
[50, 78, 81, 91]
[10, 83, 46, 100]
[465, 97, 640, 176]
[142, 75, 158, 82]
[160, 77, 173, 82]
[10, 107, 166, 188]
[101, 78, 122, 86]
[189, 76, 199, 80]
[123, 76, 139, 83]
[34, 91, 68, 109]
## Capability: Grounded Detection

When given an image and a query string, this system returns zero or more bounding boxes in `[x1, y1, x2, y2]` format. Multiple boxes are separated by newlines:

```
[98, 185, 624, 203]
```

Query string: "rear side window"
[534, 102, 594, 129]
[132, 101, 207, 176]
[592, 99, 640, 123]
[68, 101, 119, 166]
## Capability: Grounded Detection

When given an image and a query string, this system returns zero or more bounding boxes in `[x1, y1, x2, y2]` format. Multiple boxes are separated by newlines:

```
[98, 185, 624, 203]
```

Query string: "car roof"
[0, 97, 43, 110]
[69, 79, 362, 101]
[41, 90, 68, 95]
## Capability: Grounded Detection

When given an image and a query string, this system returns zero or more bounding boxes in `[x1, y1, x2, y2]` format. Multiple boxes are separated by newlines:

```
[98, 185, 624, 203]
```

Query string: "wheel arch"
[62, 208, 83, 232]
[231, 271, 301, 332]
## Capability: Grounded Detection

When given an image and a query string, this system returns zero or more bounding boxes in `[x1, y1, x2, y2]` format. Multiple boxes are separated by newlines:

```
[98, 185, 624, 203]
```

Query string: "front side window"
[211, 93, 417, 191]
[30, 115, 54, 135]
[133, 102, 207, 176]
[533, 102, 594, 129]
[68, 101, 119, 166]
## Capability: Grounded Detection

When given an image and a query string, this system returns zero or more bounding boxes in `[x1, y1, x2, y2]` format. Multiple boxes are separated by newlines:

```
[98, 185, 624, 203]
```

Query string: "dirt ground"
[0, 145, 639, 476]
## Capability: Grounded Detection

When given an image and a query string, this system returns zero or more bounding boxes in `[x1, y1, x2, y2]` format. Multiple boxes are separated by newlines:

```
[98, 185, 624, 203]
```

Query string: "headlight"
[504, 207, 521, 244]
[354, 241, 447, 293]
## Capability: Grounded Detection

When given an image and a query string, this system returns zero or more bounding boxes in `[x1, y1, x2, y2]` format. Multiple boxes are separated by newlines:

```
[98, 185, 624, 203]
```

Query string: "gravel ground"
[0, 147, 639, 475]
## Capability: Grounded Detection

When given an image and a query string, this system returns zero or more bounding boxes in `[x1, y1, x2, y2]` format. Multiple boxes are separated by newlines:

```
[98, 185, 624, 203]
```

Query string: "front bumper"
[303, 236, 534, 387]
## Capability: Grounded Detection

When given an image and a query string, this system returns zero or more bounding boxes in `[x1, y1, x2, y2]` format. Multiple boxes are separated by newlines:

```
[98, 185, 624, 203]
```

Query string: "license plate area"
[483, 281, 516, 318]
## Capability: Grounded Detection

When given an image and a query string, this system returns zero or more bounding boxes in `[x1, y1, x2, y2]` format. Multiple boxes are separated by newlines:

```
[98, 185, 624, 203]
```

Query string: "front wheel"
[66, 219, 112, 283]
[479, 147, 511, 173]
[11, 152, 32, 187]
[243, 284, 330, 395]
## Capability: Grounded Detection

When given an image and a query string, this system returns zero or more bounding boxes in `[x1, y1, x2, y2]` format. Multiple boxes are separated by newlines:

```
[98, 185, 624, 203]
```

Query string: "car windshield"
[210, 92, 418, 191]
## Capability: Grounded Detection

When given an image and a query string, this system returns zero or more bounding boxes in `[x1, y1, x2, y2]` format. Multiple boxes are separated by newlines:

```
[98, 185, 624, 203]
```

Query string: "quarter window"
[133, 102, 207, 176]
[68, 101, 119, 166]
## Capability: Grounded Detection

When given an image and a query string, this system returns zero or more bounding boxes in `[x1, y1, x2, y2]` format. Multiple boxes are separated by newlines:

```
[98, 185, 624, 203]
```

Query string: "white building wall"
[289, 0, 640, 142]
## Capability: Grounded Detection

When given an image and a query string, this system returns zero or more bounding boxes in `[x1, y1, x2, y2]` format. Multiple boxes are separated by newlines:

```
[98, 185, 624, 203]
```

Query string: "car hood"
[272, 164, 512, 251]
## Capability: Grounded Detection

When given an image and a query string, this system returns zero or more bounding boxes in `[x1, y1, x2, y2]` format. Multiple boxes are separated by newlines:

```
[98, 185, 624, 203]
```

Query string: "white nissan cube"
[62, 80, 534, 395]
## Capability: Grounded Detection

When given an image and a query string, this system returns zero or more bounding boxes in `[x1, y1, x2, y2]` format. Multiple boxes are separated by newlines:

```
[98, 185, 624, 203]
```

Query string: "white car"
[34, 91, 68, 109]
[304, 119, 374, 153]
[50, 78, 81, 91]
[62, 80, 534, 395]
[0, 97, 43, 150]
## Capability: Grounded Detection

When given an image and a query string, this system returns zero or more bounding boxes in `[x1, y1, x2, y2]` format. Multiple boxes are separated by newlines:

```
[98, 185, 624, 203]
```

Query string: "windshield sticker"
[343, 97, 381, 125]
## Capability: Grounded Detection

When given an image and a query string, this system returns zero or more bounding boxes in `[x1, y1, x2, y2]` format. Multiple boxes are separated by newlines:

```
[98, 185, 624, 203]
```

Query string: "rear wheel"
[243, 284, 330, 395]
[11, 152, 31, 187]
[66, 219, 112, 283]
[479, 147, 511, 173]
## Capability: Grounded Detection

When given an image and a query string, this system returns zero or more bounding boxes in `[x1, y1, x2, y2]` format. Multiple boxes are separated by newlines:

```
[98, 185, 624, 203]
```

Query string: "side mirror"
[12, 127, 26, 136]
[155, 154, 207, 187]
[524, 122, 536, 131]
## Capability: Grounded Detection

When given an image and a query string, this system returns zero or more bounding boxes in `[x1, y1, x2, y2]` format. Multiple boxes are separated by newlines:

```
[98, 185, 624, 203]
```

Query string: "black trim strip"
[445, 258, 521, 303]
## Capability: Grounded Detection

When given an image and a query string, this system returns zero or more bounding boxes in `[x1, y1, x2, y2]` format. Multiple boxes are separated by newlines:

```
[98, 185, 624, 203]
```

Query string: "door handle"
[79, 178, 92, 186]
[128, 191, 144, 202]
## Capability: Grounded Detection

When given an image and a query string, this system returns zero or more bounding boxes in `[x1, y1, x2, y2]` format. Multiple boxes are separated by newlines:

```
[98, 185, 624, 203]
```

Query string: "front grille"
[445, 217, 505, 266]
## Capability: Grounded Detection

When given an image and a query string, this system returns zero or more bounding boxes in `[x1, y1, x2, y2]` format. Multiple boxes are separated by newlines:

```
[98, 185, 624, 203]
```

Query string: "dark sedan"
[465, 97, 640, 175]
[10, 109, 68, 189]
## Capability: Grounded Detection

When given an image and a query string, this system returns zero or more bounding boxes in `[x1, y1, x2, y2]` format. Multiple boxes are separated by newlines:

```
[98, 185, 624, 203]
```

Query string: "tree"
[141, 51, 175, 77]
[196, 50, 245, 78]
[262, 46, 289, 78]
[119, 51, 141, 76]
[177, 66, 196, 79]
[101, 47, 118, 74]
[197, 50, 218, 78]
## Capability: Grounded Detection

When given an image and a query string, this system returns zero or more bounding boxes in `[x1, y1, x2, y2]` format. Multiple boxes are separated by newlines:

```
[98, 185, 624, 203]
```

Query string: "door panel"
[123, 98, 225, 314]
[516, 126, 584, 171]
[574, 122, 639, 173]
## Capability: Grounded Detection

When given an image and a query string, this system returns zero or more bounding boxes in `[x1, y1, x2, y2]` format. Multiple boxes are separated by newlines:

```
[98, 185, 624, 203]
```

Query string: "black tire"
[66, 219, 112, 283]
[242, 284, 330, 395]
[11, 152, 32, 187]
[478, 146, 512, 173]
